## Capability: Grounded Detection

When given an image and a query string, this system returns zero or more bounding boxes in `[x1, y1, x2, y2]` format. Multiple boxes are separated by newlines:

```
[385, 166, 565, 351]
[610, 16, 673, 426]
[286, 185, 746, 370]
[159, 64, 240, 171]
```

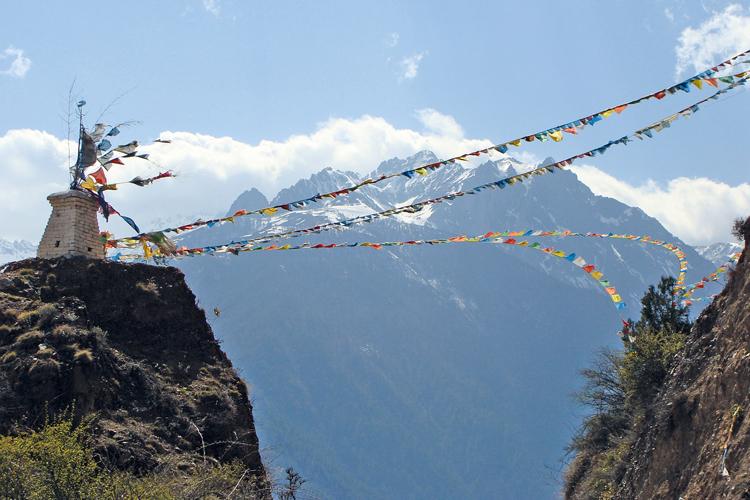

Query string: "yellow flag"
[601, 109, 614, 119]
[591, 271, 603, 280]
[552, 250, 566, 257]
[227, 217, 235, 225]
[517, 240, 528, 247]
[262, 207, 278, 216]
[80, 177, 97, 191]
[548, 130, 563, 142]
[692, 79, 703, 90]
[100, 184, 118, 191]
[415, 167, 428, 175]
[611, 294, 622, 302]
[279, 244, 291, 250]
[510, 139, 521, 147]
[142, 239, 152, 259]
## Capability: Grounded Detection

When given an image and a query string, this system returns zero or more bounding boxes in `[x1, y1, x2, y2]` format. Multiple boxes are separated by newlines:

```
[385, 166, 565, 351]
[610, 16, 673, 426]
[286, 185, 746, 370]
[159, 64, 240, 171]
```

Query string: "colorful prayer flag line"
[109, 229, 631, 314]
[107, 50, 750, 244]
[109, 227, 707, 317]
[111, 75, 747, 260]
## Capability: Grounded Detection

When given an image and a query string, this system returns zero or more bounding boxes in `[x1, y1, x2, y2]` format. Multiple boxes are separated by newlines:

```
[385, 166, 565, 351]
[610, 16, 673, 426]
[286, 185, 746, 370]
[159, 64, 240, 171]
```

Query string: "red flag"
[153, 171, 173, 180]
[90, 167, 107, 185]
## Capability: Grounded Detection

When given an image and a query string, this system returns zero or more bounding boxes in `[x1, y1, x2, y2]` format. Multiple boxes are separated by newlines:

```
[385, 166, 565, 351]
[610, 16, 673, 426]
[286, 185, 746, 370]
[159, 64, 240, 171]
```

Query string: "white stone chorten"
[37, 189, 105, 259]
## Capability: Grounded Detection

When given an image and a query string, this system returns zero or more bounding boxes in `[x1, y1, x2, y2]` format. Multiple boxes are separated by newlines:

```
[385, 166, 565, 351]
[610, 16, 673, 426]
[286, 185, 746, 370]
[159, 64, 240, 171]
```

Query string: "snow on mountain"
[172, 151, 719, 500]
[695, 241, 743, 267]
[0, 239, 36, 265]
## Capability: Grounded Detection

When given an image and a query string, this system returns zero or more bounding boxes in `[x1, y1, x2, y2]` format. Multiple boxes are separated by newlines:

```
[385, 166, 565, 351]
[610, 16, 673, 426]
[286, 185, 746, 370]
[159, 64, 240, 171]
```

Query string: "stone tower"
[37, 190, 105, 259]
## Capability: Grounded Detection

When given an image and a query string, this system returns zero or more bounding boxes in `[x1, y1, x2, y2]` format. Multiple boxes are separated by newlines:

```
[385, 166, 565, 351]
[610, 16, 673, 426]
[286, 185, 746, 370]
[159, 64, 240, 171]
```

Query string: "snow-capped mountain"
[0, 239, 36, 266]
[695, 241, 743, 267]
[173, 152, 718, 500]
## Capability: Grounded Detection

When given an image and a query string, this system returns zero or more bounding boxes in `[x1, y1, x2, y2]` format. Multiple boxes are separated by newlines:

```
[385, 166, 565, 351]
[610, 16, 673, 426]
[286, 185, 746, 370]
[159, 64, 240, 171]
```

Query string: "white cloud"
[203, 0, 220, 16]
[665, 7, 675, 22]
[0, 130, 72, 242]
[386, 33, 400, 48]
[414, 108, 464, 140]
[399, 52, 427, 81]
[1, 46, 31, 78]
[570, 164, 750, 246]
[675, 4, 750, 77]
[0, 112, 493, 242]
[506, 151, 541, 168]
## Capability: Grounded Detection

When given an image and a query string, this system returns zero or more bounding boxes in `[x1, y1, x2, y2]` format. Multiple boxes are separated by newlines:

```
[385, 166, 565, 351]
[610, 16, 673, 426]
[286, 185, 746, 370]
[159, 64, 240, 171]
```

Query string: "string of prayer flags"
[113, 74, 745, 258]
[110, 66, 750, 248]
[677, 253, 741, 302]
[109, 229, 630, 313]
[110, 227, 702, 319]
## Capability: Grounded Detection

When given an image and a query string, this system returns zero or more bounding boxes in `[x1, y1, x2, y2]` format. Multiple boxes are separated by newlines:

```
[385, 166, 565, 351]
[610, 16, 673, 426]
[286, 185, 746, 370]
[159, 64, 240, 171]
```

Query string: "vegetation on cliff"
[563, 276, 692, 499]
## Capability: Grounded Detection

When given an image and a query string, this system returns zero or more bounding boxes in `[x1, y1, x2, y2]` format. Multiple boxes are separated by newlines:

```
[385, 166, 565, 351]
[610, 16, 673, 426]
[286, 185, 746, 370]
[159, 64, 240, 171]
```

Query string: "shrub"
[15, 331, 44, 350]
[0, 413, 270, 499]
[0, 413, 99, 500]
[619, 325, 685, 407]
[731, 216, 748, 241]
[1, 350, 17, 364]
[28, 359, 62, 379]
[49, 325, 76, 346]
[74, 349, 93, 364]
[136, 281, 160, 296]
[16, 304, 57, 329]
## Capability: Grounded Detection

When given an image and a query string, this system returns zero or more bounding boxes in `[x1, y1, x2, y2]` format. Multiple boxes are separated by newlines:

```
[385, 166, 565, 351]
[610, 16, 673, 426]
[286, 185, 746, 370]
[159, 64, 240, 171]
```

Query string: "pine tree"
[634, 276, 691, 335]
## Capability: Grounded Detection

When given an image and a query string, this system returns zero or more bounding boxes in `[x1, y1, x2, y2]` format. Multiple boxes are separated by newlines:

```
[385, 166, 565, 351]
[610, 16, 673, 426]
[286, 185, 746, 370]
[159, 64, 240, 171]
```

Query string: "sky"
[1, 0, 749, 247]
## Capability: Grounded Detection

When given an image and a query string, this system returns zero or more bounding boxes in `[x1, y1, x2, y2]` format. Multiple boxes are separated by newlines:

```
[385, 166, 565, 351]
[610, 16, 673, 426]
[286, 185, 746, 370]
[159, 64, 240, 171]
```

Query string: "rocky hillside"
[0, 257, 268, 494]
[566, 219, 750, 499]
[612, 225, 750, 498]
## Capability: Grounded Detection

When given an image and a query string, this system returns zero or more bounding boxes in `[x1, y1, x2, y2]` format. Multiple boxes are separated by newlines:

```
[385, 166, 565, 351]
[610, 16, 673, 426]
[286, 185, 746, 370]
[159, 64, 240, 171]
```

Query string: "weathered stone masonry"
[37, 190, 105, 259]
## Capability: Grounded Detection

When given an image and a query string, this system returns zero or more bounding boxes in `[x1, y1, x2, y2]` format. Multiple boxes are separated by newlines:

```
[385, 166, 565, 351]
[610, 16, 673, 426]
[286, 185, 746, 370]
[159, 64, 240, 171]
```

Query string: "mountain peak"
[226, 188, 269, 216]
[374, 150, 438, 176]
[538, 157, 557, 168]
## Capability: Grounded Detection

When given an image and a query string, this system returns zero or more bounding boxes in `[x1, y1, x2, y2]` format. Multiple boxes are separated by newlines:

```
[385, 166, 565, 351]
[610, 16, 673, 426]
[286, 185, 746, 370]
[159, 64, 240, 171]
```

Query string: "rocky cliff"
[0, 257, 268, 493]
[610, 222, 750, 498]
[566, 219, 750, 500]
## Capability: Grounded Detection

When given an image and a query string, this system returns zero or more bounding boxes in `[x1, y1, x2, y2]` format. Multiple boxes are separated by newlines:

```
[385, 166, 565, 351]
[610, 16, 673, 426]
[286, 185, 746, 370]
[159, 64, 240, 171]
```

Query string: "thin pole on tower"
[71, 100, 86, 188]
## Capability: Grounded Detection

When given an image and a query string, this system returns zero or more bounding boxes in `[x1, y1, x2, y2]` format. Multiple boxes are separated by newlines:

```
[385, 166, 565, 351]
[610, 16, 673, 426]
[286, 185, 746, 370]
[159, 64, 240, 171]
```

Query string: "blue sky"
[1, 0, 749, 246]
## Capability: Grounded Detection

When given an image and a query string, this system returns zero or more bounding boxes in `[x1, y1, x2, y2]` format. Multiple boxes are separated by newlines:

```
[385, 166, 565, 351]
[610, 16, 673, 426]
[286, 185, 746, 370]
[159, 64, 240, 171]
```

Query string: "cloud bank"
[3, 112, 745, 249]
[675, 4, 750, 77]
[0, 111, 492, 242]
[570, 164, 750, 246]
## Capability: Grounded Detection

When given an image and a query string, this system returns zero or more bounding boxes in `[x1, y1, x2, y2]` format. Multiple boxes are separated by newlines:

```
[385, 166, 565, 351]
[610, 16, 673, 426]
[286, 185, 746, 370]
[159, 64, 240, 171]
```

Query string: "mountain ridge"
[171, 151, 722, 499]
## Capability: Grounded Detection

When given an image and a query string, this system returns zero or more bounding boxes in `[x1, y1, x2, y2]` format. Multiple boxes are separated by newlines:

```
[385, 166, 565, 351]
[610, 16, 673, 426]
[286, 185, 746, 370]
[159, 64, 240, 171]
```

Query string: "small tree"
[731, 216, 748, 242]
[635, 276, 691, 335]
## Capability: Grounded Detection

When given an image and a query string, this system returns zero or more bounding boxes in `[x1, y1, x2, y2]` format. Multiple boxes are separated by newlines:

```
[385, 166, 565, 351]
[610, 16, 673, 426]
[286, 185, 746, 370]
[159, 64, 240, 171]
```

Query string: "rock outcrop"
[0, 257, 268, 492]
